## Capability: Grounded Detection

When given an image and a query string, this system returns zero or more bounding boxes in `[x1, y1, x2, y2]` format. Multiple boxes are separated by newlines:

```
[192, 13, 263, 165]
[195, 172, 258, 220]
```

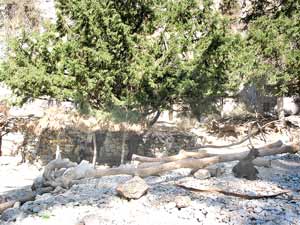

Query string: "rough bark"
[277, 97, 285, 125]
[147, 110, 161, 128]
[120, 130, 127, 165]
[92, 132, 97, 167]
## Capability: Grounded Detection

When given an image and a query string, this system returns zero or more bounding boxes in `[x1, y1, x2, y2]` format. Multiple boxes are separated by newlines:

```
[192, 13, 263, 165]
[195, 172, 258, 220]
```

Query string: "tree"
[237, 0, 300, 120]
[245, 6, 300, 96]
[0, 0, 241, 122]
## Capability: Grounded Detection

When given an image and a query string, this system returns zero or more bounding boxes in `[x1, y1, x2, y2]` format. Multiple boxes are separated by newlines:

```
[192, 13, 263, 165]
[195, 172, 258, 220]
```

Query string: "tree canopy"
[239, 0, 300, 96]
[0, 0, 299, 120]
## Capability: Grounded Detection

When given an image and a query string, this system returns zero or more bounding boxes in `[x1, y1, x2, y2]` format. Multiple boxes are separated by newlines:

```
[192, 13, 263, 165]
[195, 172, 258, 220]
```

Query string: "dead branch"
[176, 182, 290, 200]
[188, 119, 283, 150]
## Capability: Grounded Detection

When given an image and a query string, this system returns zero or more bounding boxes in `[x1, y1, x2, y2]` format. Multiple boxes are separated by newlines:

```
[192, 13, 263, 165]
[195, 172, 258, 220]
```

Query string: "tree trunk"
[277, 97, 285, 125]
[56, 145, 61, 160]
[0, 131, 2, 156]
[92, 132, 97, 167]
[120, 130, 127, 165]
[147, 110, 161, 127]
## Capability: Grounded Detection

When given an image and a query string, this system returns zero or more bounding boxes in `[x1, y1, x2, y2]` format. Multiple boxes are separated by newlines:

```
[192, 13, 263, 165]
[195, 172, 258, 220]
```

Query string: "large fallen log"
[38, 140, 300, 189]
[132, 140, 284, 163]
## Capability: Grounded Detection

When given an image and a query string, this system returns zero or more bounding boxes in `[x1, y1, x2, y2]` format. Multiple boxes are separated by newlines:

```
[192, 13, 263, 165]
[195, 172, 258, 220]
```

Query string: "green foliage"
[242, 0, 300, 96]
[2, 0, 299, 121]
[1, 0, 242, 120]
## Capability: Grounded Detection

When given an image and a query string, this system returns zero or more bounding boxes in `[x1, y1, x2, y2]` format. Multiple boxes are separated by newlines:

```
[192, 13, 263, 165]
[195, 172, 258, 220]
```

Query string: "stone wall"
[21, 129, 198, 166]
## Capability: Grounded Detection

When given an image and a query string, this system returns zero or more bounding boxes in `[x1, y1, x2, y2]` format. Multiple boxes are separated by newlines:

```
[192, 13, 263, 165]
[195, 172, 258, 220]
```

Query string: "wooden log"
[89, 156, 220, 178]
[88, 142, 299, 179]
[43, 158, 77, 181]
[138, 157, 273, 169]
[0, 193, 35, 214]
[132, 140, 284, 163]
[132, 150, 209, 163]
[42, 141, 300, 188]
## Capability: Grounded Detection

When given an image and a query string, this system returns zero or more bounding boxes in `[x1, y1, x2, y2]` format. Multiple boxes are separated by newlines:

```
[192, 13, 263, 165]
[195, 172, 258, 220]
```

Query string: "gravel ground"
[1, 152, 300, 225]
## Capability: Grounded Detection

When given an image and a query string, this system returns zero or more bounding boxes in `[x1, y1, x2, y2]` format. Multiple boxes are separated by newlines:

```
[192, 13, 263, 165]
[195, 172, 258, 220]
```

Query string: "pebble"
[174, 196, 191, 209]
[193, 169, 211, 179]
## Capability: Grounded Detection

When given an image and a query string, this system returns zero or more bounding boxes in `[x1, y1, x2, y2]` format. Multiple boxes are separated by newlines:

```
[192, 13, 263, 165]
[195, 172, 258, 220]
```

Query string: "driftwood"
[36, 140, 300, 189]
[132, 140, 285, 163]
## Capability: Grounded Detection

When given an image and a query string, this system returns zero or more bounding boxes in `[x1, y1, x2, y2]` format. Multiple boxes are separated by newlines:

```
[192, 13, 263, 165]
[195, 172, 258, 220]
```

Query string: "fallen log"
[90, 156, 220, 178]
[132, 150, 210, 163]
[0, 192, 35, 214]
[132, 140, 284, 163]
[39, 141, 300, 189]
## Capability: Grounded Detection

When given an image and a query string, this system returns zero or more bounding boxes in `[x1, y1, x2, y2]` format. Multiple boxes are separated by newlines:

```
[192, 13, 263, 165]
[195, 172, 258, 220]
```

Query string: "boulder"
[116, 176, 149, 199]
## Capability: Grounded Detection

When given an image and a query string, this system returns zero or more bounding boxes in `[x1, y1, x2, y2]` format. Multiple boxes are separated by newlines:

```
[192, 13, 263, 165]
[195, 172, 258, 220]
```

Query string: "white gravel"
[1, 154, 300, 225]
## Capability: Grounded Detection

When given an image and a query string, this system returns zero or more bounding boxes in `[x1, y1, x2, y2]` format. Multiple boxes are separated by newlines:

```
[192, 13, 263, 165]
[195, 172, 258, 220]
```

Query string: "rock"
[253, 206, 263, 214]
[193, 169, 211, 179]
[116, 176, 149, 199]
[170, 168, 194, 177]
[232, 148, 259, 180]
[31, 176, 44, 191]
[35, 193, 53, 200]
[32, 205, 43, 213]
[165, 202, 176, 210]
[174, 196, 191, 209]
[1, 208, 21, 222]
[206, 165, 225, 177]
[13, 201, 21, 208]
